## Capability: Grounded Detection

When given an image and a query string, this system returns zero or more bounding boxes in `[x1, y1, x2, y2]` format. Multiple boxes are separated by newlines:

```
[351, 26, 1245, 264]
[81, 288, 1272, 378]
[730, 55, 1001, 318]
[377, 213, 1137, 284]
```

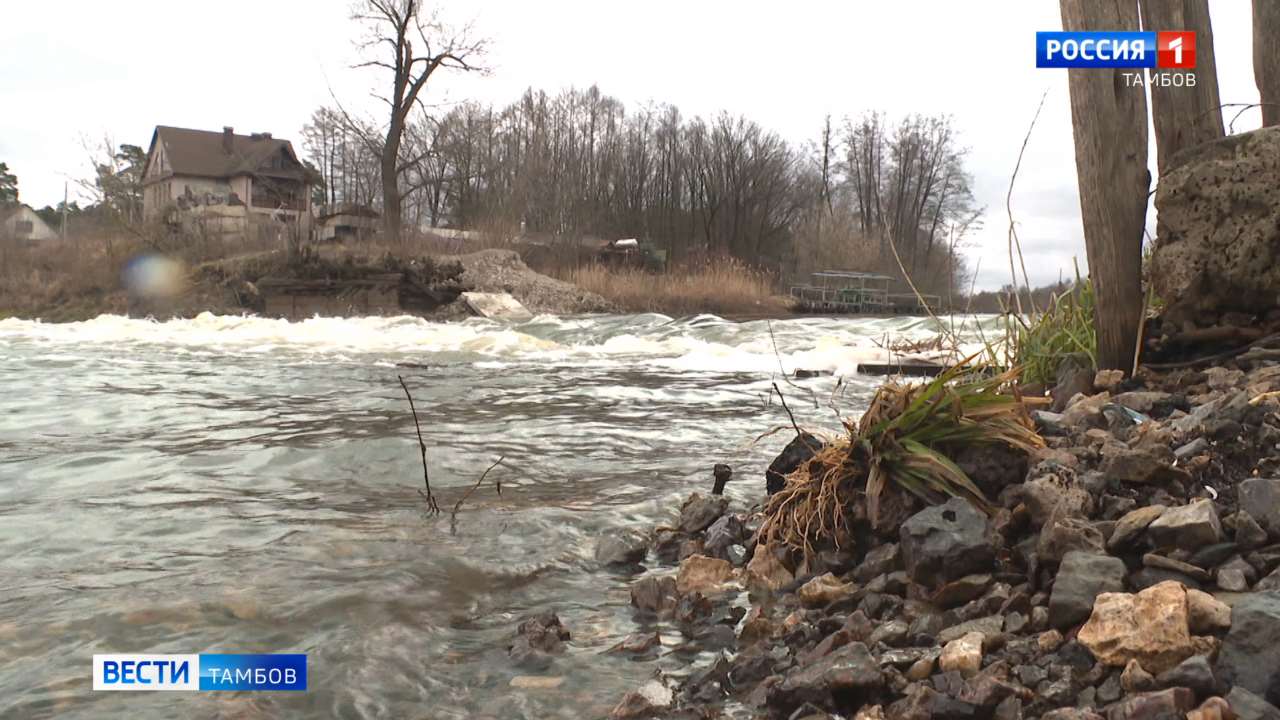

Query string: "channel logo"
[93, 654, 307, 691]
[1036, 31, 1195, 69]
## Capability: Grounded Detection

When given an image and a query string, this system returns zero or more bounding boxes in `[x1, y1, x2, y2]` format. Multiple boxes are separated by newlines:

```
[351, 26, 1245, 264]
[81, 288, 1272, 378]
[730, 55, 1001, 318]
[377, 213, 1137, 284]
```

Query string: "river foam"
[0, 311, 999, 375]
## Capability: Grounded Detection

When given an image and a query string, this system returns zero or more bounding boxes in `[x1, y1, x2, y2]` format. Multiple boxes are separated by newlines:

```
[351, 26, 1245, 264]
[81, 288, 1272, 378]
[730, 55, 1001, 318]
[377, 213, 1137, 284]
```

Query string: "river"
[0, 312, 994, 718]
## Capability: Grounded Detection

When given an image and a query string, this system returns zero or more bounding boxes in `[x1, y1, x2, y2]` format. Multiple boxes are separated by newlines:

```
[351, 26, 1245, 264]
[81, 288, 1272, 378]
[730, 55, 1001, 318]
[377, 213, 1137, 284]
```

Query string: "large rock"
[899, 497, 994, 588]
[1218, 592, 1280, 707]
[703, 514, 747, 559]
[595, 531, 649, 566]
[630, 576, 679, 614]
[1156, 655, 1219, 698]
[675, 554, 736, 594]
[745, 542, 795, 593]
[1077, 580, 1201, 675]
[1049, 551, 1127, 629]
[767, 640, 883, 714]
[1227, 686, 1280, 720]
[1148, 499, 1223, 551]
[1239, 478, 1280, 540]
[766, 432, 823, 495]
[678, 493, 728, 533]
[1151, 125, 1280, 326]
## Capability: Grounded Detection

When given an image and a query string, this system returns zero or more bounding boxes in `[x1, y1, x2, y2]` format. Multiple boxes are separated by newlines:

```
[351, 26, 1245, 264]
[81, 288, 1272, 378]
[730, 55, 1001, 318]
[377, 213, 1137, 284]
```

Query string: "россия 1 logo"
[93, 654, 307, 692]
[1037, 31, 1196, 69]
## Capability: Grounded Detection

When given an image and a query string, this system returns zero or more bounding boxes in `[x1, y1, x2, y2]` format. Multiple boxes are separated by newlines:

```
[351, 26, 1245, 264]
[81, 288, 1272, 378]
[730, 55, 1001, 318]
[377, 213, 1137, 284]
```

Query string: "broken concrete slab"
[461, 291, 534, 321]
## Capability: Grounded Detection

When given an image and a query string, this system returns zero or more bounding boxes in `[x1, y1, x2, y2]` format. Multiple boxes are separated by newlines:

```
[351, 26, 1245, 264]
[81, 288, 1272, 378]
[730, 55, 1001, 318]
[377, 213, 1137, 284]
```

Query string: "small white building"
[0, 204, 58, 242]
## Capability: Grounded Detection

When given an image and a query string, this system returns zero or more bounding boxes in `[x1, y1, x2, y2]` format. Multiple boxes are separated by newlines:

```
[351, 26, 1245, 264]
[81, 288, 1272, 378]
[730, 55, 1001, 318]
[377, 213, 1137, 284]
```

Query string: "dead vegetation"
[558, 258, 789, 317]
[759, 363, 1045, 559]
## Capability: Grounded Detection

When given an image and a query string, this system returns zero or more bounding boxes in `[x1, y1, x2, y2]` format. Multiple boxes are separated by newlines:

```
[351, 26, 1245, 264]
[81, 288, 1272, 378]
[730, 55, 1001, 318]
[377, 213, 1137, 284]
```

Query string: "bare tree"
[1061, 0, 1149, 373]
[1256, 0, 1280, 127]
[1138, 0, 1224, 175]
[354, 0, 486, 241]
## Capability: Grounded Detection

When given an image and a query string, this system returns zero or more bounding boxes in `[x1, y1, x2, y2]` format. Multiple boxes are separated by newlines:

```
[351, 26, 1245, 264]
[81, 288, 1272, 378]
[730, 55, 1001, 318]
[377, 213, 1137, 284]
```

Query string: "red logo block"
[1157, 31, 1196, 68]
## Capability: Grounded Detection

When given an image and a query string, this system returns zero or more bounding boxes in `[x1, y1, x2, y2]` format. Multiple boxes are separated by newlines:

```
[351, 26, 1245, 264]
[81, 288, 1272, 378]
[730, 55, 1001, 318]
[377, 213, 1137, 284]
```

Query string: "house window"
[16, 220, 33, 235]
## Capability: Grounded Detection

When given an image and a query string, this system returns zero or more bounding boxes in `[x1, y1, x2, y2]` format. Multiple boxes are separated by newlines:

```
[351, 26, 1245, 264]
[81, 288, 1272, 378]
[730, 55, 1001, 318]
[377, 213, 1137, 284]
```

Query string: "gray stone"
[1217, 566, 1251, 592]
[1189, 543, 1240, 570]
[853, 542, 900, 583]
[899, 497, 994, 589]
[595, 531, 649, 566]
[1143, 553, 1212, 583]
[1114, 391, 1178, 416]
[931, 574, 994, 609]
[1233, 510, 1271, 550]
[1021, 475, 1093, 527]
[1227, 686, 1280, 720]
[703, 514, 746, 558]
[869, 619, 910, 648]
[1219, 592, 1280, 706]
[1102, 443, 1176, 484]
[1156, 655, 1218, 697]
[1239, 478, 1280, 540]
[938, 614, 1004, 645]
[1148, 499, 1223, 551]
[1174, 438, 1211, 461]
[1152, 125, 1280, 326]
[1256, 566, 1280, 592]
[1038, 511, 1106, 565]
[678, 493, 728, 533]
[1033, 410, 1068, 436]
[767, 641, 883, 715]
[1108, 505, 1168, 551]
[1110, 687, 1197, 720]
[1048, 551, 1127, 629]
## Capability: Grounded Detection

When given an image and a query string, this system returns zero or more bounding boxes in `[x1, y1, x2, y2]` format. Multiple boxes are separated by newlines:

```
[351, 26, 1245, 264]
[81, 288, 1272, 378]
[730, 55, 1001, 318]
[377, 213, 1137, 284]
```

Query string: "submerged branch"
[451, 455, 506, 531]
[398, 374, 440, 514]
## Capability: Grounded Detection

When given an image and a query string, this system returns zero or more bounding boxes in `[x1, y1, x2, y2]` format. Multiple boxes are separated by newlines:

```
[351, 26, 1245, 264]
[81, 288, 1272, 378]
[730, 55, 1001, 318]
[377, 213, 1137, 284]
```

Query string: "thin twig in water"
[772, 381, 818, 453]
[768, 320, 819, 409]
[398, 374, 440, 514]
[1007, 90, 1049, 316]
[451, 455, 506, 531]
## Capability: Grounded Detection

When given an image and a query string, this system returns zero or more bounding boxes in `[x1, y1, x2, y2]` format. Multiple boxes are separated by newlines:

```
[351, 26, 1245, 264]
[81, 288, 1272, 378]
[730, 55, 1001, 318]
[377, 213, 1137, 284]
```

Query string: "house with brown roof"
[142, 126, 320, 238]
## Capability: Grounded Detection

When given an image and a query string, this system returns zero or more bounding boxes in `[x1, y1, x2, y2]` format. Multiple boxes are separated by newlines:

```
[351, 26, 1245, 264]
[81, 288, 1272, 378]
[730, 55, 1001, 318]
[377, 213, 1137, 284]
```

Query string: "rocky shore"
[508, 360, 1280, 720]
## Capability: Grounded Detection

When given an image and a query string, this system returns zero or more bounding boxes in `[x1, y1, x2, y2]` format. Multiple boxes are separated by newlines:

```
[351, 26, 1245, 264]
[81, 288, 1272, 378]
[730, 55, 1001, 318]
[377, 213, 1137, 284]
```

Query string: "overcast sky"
[0, 1, 1264, 290]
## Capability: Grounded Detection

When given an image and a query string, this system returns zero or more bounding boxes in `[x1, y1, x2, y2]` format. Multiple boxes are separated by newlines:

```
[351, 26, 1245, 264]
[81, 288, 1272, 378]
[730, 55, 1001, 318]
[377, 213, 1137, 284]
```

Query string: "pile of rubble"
[547, 360, 1280, 720]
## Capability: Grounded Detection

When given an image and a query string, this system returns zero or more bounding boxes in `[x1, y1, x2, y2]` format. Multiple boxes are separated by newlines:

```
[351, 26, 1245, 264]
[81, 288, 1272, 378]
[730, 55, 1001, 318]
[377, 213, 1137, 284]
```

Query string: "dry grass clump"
[759, 363, 1045, 559]
[559, 259, 788, 316]
[0, 234, 139, 319]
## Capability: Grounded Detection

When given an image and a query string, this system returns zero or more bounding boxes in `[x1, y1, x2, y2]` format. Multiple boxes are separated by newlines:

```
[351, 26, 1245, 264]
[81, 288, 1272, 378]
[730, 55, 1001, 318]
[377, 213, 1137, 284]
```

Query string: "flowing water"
[0, 312, 997, 719]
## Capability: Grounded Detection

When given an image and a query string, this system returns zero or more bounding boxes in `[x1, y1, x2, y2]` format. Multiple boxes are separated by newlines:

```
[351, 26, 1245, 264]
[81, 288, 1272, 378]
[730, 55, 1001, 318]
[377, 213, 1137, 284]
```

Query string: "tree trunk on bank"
[1139, 0, 1224, 174]
[382, 130, 402, 242]
[1060, 0, 1150, 373]
[1256, 0, 1280, 127]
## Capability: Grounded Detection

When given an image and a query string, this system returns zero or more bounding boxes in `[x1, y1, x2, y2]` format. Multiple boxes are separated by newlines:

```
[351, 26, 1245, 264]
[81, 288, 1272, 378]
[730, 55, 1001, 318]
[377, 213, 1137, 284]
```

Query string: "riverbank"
[528, 359, 1280, 720]
[0, 243, 618, 322]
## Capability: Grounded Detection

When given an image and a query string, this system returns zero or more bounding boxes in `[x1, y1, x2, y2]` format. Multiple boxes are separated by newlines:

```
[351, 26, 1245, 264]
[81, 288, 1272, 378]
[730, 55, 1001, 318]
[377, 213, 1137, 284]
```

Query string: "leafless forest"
[304, 88, 981, 293]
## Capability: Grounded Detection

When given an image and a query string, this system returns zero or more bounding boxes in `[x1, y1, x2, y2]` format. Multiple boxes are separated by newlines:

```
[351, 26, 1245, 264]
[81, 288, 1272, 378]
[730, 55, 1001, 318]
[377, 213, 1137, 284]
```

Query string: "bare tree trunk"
[1256, 0, 1280, 127]
[1139, 0, 1224, 174]
[1061, 0, 1150, 373]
